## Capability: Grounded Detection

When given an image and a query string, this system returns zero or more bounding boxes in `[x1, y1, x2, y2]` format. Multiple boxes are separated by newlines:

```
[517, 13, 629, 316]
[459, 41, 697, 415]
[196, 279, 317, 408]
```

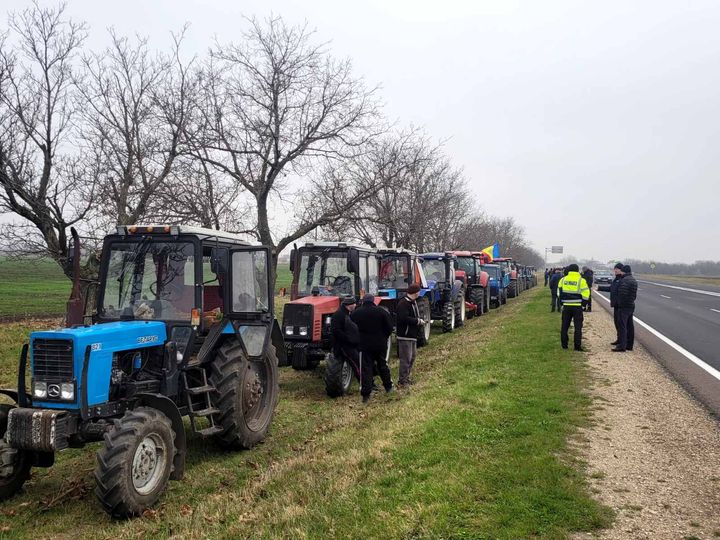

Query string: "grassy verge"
[0, 287, 611, 539]
[637, 274, 720, 287]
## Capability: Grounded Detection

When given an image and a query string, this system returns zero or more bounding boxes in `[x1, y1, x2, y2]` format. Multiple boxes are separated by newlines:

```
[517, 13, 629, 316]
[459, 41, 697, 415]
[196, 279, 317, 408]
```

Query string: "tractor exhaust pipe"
[66, 227, 84, 328]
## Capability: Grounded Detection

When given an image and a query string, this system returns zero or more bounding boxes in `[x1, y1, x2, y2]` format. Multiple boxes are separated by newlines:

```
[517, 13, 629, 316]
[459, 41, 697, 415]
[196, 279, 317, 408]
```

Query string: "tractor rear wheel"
[324, 352, 354, 397]
[442, 299, 455, 333]
[485, 288, 491, 313]
[210, 339, 279, 450]
[469, 288, 484, 317]
[501, 289, 508, 304]
[95, 407, 176, 518]
[417, 297, 432, 346]
[0, 405, 31, 501]
[454, 289, 466, 328]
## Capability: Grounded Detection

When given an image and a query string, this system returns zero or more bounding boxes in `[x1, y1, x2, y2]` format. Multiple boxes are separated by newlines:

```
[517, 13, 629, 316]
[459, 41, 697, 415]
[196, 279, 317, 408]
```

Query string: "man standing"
[581, 266, 594, 312]
[544, 268, 550, 287]
[613, 265, 638, 352]
[609, 263, 624, 346]
[557, 264, 591, 351]
[549, 268, 563, 312]
[396, 284, 425, 388]
[351, 294, 394, 402]
[330, 297, 360, 379]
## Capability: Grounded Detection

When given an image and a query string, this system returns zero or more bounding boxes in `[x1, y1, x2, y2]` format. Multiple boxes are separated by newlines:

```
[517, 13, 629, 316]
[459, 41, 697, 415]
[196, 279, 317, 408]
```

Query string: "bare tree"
[194, 16, 384, 280]
[76, 27, 197, 226]
[0, 3, 95, 276]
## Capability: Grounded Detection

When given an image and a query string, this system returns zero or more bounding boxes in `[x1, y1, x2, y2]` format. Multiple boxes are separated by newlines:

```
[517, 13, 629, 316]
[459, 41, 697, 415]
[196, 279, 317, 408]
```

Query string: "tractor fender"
[478, 271, 490, 288]
[450, 279, 464, 299]
[454, 270, 467, 286]
[133, 393, 186, 481]
[0, 389, 19, 403]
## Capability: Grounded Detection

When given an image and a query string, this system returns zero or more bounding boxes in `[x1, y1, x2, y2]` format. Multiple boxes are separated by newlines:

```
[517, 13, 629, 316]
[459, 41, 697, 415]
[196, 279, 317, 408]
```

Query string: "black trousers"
[359, 347, 392, 397]
[613, 307, 620, 339]
[617, 307, 635, 351]
[561, 305, 584, 349]
[585, 293, 592, 312]
[550, 289, 560, 311]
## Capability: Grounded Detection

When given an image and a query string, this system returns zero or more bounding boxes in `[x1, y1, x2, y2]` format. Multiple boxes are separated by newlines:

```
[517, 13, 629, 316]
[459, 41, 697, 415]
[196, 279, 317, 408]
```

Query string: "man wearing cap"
[581, 266, 594, 312]
[396, 284, 426, 387]
[609, 263, 624, 345]
[557, 263, 591, 351]
[350, 294, 394, 402]
[330, 297, 360, 379]
[613, 265, 637, 352]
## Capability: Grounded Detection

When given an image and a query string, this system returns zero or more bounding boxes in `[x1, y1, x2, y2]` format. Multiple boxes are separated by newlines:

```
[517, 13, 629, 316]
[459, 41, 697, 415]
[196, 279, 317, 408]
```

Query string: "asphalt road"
[596, 277, 720, 415]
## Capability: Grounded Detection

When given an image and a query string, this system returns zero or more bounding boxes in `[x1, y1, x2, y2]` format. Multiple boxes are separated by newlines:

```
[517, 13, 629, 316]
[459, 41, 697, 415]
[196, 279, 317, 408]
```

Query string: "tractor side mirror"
[210, 248, 228, 276]
[347, 248, 359, 274]
[289, 248, 296, 273]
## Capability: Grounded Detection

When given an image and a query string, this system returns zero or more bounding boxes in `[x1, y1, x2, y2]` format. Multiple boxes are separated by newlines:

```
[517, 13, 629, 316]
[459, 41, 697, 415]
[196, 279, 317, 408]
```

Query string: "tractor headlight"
[33, 381, 47, 399]
[285, 326, 294, 336]
[298, 326, 308, 336]
[60, 383, 74, 400]
[325, 316, 332, 326]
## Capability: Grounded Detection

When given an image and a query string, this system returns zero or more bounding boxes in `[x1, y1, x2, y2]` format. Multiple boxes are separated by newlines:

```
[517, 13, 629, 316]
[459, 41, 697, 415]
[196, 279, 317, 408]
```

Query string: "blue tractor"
[419, 252, 465, 333]
[377, 249, 432, 346]
[481, 263, 508, 308]
[0, 225, 285, 518]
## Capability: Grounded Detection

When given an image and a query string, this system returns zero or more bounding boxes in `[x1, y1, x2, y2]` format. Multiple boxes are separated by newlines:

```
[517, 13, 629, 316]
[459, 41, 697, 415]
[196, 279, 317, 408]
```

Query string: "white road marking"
[639, 280, 720, 298]
[594, 292, 720, 382]
[660, 294, 671, 299]
[711, 308, 720, 314]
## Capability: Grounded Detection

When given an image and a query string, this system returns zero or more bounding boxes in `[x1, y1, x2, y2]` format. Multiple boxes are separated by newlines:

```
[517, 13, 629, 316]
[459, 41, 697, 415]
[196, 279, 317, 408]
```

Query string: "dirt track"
[573, 306, 720, 539]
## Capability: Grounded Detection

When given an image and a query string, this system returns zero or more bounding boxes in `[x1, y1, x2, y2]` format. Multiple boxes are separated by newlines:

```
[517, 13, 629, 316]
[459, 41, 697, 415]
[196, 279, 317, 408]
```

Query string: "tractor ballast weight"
[419, 252, 465, 333]
[0, 225, 283, 517]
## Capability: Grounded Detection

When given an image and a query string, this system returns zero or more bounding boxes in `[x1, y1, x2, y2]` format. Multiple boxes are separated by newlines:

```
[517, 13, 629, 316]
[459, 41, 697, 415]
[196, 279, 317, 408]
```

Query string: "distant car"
[594, 269, 614, 291]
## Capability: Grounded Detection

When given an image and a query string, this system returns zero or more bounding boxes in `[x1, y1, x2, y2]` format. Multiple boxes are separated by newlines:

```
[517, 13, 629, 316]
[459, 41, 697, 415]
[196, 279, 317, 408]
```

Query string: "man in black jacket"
[581, 266, 594, 312]
[351, 294, 394, 402]
[613, 265, 638, 352]
[396, 284, 426, 387]
[544, 268, 549, 287]
[609, 263, 624, 345]
[548, 268, 562, 312]
[330, 297, 360, 379]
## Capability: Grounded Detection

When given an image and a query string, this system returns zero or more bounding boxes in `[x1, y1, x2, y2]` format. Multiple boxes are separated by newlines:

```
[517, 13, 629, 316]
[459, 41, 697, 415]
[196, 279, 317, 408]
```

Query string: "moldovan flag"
[481, 243, 500, 261]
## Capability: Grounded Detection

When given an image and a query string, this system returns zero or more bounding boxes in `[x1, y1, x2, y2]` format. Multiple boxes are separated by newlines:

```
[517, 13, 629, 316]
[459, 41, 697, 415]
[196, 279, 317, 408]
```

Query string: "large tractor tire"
[95, 407, 176, 518]
[441, 299, 455, 333]
[508, 280, 517, 298]
[454, 289, 466, 328]
[469, 287, 484, 317]
[417, 296, 432, 347]
[501, 288, 508, 305]
[0, 404, 31, 501]
[210, 339, 279, 450]
[324, 352, 354, 398]
[484, 287, 491, 313]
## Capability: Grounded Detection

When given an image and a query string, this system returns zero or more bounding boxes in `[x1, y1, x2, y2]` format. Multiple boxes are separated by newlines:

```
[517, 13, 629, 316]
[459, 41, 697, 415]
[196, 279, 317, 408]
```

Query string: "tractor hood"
[289, 295, 341, 311]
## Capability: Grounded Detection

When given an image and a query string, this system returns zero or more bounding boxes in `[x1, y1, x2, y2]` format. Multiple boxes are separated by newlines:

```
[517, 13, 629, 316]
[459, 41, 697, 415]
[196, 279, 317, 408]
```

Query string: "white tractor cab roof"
[114, 224, 254, 246]
[301, 241, 373, 252]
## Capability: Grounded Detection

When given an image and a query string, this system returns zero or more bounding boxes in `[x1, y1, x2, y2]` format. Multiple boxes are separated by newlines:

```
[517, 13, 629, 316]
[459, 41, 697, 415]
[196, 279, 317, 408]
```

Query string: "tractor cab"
[419, 253, 464, 333]
[481, 263, 507, 308]
[1, 225, 282, 518]
[494, 257, 520, 298]
[283, 242, 378, 371]
[449, 251, 491, 318]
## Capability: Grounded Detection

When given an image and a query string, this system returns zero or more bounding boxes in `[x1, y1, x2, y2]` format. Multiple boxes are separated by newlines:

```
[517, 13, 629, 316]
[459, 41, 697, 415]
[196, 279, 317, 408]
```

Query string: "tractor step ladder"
[181, 366, 222, 437]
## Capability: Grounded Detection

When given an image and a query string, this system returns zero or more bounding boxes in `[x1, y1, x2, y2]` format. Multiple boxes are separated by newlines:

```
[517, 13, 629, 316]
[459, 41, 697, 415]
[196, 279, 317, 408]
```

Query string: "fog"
[7, 0, 719, 262]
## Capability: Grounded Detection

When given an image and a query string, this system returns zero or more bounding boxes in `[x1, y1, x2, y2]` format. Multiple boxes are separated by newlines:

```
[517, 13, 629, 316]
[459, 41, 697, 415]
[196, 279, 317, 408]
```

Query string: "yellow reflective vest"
[557, 271, 590, 307]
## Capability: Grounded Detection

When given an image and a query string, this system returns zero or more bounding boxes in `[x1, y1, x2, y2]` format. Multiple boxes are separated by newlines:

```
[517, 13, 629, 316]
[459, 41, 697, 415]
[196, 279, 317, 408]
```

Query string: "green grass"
[637, 274, 720, 286]
[0, 287, 612, 538]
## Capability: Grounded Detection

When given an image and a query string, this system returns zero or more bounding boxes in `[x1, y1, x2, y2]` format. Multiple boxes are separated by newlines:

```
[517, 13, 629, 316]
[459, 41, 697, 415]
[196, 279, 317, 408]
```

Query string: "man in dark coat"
[396, 284, 425, 387]
[581, 266, 594, 312]
[544, 268, 550, 287]
[350, 294, 394, 402]
[330, 297, 360, 378]
[609, 263, 624, 345]
[613, 265, 638, 352]
[548, 268, 563, 312]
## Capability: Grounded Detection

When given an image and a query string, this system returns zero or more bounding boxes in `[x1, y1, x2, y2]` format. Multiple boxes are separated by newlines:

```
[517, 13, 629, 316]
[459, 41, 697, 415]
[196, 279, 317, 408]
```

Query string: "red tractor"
[282, 242, 387, 397]
[494, 257, 520, 298]
[449, 251, 491, 319]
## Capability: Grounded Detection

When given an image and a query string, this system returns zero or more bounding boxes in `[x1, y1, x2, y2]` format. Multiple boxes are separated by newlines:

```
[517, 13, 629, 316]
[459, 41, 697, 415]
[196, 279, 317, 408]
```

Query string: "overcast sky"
[7, 0, 720, 263]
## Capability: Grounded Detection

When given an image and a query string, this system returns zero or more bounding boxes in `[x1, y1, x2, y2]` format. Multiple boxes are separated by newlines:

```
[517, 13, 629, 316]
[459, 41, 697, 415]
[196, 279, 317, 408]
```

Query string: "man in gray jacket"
[395, 284, 426, 387]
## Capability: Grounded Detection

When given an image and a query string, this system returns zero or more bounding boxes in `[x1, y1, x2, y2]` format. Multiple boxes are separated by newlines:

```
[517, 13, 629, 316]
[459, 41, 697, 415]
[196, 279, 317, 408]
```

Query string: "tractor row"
[0, 227, 537, 518]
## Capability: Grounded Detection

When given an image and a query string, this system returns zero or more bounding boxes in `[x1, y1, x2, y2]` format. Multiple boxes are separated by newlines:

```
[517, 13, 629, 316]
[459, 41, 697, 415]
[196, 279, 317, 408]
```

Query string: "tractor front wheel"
[95, 407, 176, 518]
[455, 289, 466, 328]
[324, 352, 354, 398]
[442, 300, 455, 333]
[0, 405, 31, 501]
[210, 340, 279, 450]
[417, 297, 432, 346]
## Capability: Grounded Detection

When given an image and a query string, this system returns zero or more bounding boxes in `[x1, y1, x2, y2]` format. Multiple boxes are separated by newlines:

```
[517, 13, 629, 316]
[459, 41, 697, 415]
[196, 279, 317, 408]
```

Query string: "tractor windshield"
[483, 265, 500, 279]
[100, 241, 197, 321]
[297, 250, 354, 297]
[379, 255, 411, 289]
[456, 257, 476, 277]
[422, 259, 446, 283]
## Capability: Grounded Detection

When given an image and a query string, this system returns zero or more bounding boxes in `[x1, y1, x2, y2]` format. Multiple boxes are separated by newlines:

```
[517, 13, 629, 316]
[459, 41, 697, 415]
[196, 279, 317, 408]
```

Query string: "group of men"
[545, 263, 638, 352]
[330, 284, 426, 403]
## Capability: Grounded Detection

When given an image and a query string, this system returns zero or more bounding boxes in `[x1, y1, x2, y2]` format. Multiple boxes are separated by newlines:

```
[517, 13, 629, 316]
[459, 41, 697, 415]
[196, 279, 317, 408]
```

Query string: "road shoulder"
[573, 304, 720, 539]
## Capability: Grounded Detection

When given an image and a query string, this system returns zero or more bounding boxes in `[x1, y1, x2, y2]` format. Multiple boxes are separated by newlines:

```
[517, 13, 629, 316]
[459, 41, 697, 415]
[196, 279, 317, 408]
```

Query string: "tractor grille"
[32, 338, 74, 380]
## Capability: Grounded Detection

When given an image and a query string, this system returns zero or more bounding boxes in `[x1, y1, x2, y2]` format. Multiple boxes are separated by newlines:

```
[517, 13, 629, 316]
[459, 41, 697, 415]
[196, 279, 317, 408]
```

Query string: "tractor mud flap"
[5, 408, 70, 452]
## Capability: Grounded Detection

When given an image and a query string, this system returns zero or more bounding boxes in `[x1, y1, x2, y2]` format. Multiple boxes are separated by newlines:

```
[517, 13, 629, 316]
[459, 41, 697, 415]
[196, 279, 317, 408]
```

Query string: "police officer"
[557, 264, 591, 351]
[330, 297, 360, 379]
[351, 294, 394, 403]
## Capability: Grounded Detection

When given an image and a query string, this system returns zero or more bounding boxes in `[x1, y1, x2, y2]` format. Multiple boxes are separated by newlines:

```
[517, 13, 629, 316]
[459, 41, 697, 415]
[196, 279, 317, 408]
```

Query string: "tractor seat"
[332, 276, 352, 295]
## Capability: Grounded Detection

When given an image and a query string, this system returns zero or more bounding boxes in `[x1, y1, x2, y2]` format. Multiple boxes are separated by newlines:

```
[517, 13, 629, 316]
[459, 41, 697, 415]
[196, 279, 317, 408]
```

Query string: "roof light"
[128, 226, 138, 234]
